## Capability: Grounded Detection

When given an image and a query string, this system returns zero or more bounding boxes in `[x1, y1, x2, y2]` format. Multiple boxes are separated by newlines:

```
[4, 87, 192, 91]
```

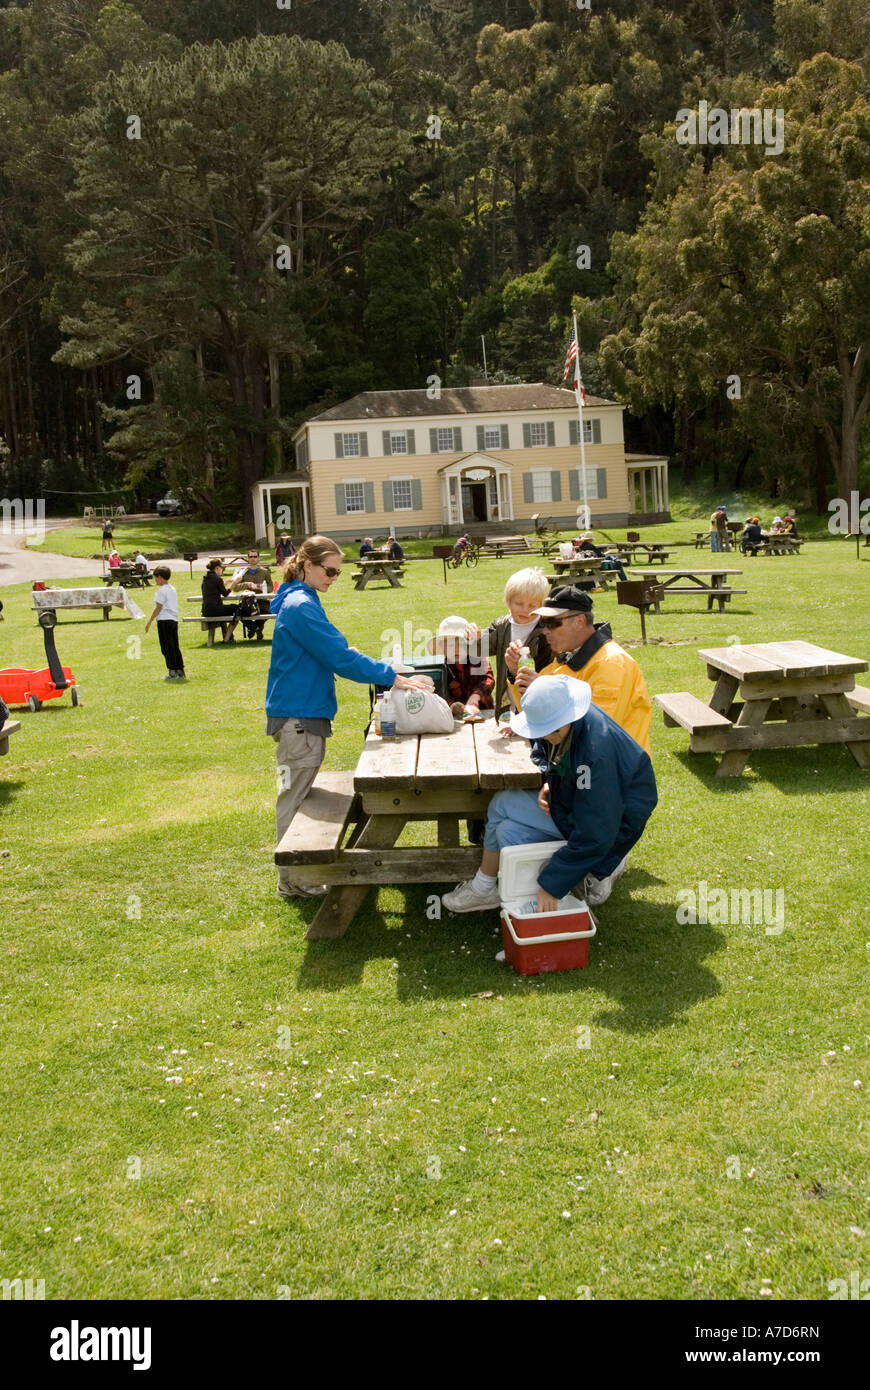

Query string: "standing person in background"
[101, 517, 114, 551]
[710, 506, 728, 552]
[145, 566, 186, 681]
[275, 533, 295, 566]
[266, 534, 427, 902]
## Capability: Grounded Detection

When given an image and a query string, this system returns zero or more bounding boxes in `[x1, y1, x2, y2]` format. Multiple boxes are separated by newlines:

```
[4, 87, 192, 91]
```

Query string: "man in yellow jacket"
[510, 586, 652, 753]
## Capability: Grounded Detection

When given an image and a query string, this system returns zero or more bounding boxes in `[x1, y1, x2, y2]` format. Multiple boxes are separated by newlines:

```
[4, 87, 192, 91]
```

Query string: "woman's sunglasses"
[321, 565, 342, 578]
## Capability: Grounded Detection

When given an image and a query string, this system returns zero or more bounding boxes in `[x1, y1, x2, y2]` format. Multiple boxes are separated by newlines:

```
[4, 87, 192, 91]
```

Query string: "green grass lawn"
[1, 544, 868, 1300]
[27, 519, 247, 560]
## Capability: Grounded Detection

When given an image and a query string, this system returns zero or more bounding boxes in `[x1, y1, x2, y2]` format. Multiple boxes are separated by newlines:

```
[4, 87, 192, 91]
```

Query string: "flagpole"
[573, 313, 589, 530]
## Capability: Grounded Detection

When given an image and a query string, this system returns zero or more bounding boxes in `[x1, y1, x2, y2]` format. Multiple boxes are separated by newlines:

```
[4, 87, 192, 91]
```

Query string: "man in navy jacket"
[443, 675, 657, 913]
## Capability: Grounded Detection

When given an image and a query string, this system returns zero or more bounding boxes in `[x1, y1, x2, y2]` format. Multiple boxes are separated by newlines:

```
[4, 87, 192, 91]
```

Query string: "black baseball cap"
[533, 586, 594, 619]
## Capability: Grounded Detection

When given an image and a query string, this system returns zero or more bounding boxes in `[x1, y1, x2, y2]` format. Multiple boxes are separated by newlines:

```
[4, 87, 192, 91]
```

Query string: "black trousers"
[157, 620, 184, 672]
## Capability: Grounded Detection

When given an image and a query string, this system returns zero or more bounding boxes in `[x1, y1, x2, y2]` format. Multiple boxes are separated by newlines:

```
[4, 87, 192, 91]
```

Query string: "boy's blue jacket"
[266, 580, 396, 720]
[531, 703, 658, 899]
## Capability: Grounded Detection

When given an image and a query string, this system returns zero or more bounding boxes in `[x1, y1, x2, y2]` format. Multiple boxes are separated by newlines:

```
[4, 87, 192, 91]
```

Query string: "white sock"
[471, 870, 497, 895]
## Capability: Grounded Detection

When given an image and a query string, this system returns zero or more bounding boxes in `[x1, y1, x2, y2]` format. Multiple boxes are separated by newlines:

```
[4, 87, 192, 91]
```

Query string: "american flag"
[562, 325, 587, 405]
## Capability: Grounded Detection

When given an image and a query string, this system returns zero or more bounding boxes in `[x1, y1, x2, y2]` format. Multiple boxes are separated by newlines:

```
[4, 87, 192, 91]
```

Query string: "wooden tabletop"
[353, 716, 539, 793]
[698, 641, 866, 683]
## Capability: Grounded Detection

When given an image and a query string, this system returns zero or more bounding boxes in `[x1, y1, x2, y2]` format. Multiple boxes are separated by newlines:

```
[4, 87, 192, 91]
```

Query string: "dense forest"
[0, 0, 868, 521]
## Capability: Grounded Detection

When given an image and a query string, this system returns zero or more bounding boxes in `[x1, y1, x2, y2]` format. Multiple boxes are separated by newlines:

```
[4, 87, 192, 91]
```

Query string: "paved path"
[0, 522, 103, 587]
[0, 520, 266, 589]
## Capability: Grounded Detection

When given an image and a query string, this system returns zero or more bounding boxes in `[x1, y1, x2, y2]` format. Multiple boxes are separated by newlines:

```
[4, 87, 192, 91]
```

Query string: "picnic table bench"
[352, 558, 404, 590]
[0, 718, 21, 756]
[628, 567, 746, 614]
[655, 640, 870, 776]
[184, 593, 274, 645]
[276, 715, 540, 939]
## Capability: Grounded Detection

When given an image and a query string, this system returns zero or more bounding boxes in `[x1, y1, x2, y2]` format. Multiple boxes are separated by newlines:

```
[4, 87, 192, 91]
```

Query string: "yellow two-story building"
[252, 383, 669, 541]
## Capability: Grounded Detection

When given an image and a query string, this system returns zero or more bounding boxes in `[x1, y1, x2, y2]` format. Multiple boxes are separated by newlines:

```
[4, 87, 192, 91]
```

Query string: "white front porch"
[251, 474, 311, 543]
[439, 453, 513, 528]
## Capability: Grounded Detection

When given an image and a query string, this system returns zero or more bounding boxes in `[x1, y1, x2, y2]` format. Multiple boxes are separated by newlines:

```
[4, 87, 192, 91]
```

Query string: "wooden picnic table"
[101, 563, 151, 588]
[655, 640, 870, 777]
[628, 567, 745, 614]
[276, 715, 540, 939]
[352, 558, 404, 590]
[549, 556, 613, 589]
[607, 541, 670, 563]
[0, 718, 22, 756]
[32, 586, 143, 621]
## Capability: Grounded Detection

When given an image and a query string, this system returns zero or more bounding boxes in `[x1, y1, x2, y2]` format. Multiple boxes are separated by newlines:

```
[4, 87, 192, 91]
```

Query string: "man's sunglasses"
[539, 616, 568, 630]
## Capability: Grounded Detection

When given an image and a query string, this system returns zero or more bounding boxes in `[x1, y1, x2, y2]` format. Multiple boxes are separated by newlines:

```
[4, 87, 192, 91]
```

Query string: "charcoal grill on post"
[616, 579, 663, 645]
[433, 544, 454, 582]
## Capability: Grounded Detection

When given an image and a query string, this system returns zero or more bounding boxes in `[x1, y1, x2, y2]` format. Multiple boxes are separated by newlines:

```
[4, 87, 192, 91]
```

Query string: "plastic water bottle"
[518, 644, 535, 673]
[380, 690, 397, 740]
[373, 694, 383, 736]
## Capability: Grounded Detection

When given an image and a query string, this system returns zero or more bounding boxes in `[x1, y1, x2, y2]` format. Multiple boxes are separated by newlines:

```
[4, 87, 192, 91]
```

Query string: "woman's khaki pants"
[274, 723, 326, 891]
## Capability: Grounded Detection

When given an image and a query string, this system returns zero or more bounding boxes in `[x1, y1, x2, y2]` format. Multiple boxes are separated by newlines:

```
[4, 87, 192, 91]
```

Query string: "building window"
[483, 426, 501, 450]
[391, 479, 413, 510]
[528, 422, 548, 448]
[344, 481, 365, 513]
[583, 419, 596, 444]
[342, 432, 361, 458]
[530, 469, 553, 502]
[390, 431, 407, 455]
[573, 470, 600, 499]
[437, 427, 455, 452]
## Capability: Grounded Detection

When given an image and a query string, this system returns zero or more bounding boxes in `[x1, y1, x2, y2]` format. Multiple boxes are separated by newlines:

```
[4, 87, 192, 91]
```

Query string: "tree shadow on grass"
[296, 878, 723, 1033]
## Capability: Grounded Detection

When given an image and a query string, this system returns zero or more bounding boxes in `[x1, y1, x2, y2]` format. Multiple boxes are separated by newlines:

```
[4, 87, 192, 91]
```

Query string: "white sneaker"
[584, 856, 628, 906]
[442, 880, 502, 913]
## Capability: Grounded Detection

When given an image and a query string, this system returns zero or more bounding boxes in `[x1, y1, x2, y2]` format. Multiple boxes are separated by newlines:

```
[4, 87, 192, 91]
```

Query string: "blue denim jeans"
[710, 531, 722, 552]
[484, 787, 643, 882]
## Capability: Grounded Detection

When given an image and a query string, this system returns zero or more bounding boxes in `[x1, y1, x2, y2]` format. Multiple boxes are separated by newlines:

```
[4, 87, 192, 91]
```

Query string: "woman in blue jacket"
[266, 533, 425, 901]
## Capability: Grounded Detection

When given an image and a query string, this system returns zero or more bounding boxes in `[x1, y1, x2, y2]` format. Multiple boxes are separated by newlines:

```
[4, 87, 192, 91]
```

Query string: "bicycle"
[449, 544, 479, 569]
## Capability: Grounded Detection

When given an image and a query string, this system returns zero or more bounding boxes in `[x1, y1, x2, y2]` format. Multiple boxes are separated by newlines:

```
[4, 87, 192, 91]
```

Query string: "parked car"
[156, 489, 194, 516]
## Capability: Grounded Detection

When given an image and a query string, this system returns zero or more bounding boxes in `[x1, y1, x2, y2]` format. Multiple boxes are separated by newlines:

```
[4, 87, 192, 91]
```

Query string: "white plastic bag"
[392, 688, 455, 734]
[558, 542, 574, 560]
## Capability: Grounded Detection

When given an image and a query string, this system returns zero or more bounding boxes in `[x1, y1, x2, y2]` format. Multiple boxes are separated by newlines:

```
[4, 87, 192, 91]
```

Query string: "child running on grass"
[145, 566, 186, 681]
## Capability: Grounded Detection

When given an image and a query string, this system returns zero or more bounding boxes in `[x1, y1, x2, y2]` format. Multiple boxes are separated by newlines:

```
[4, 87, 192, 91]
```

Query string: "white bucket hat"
[431, 615, 473, 655]
[510, 674, 592, 740]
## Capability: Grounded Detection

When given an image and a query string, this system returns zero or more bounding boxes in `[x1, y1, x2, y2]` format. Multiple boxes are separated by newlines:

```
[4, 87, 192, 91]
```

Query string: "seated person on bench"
[384, 537, 404, 561]
[230, 548, 272, 637]
[442, 675, 657, 915]
[574, 532, 628, 582]
[201, 559, 239, 641]
[740, 518, 763, 554]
